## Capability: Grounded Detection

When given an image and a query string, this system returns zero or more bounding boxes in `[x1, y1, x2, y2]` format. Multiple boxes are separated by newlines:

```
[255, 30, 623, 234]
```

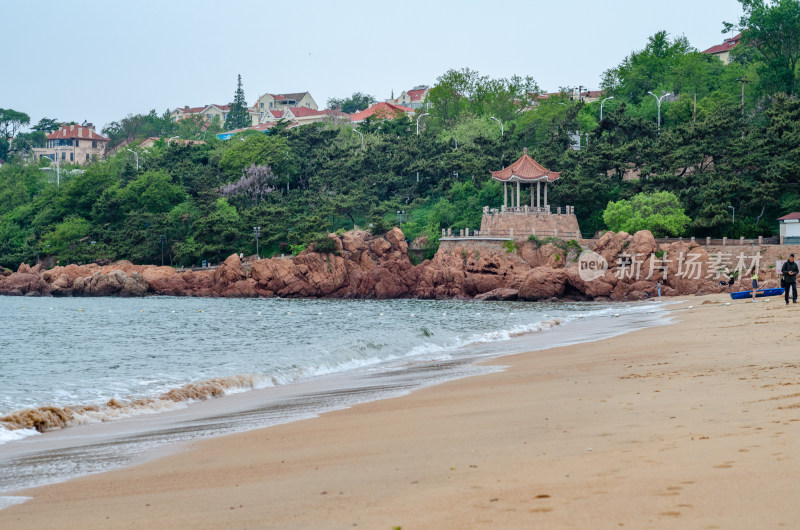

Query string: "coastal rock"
[0, 271, 51, 296]
[213, 254, 247, 287]
[473, 288, 519, 301]
[519, 269, 569, 300]
[1, 229, 759, 300]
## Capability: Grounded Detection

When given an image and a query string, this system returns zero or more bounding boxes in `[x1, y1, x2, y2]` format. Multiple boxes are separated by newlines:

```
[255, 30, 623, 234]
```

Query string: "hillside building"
[33, 124, 109, 164]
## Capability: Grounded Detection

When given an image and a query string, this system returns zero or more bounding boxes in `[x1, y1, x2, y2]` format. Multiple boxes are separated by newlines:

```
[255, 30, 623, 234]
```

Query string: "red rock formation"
[0, 229, 743, 300]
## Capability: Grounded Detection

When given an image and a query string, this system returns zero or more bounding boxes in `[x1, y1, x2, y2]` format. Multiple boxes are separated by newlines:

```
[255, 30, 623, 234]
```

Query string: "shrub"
[370, 217, 392, 235]
[309, 233, 338, 254]
[502, 240, 518, 253]
[290, 243, 308, 255]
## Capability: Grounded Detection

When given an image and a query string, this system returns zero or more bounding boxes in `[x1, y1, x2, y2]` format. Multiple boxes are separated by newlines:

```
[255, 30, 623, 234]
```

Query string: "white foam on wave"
[0, 426, 39, 446]
[0, 496, 32, 510]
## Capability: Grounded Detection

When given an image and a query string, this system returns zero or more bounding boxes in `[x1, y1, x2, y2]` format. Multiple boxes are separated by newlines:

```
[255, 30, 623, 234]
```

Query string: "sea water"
[0, 295, 669, 497]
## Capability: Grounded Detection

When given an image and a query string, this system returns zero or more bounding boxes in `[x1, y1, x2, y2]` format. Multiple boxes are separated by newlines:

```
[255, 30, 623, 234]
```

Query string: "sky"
[4, 0, 744, 132]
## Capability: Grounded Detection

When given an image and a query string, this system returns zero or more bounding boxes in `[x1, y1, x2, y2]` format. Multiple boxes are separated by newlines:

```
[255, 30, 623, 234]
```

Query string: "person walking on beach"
[751, 270, 759, 300]
[656, 280, 662, 301]
[782, 254, 798, 304]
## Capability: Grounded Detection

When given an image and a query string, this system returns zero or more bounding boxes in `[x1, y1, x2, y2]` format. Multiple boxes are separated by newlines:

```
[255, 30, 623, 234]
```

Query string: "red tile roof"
[778, 213, 800, 221]
[289, 107, 326, 117]
[47, 124, 108, 142]
[703, 33, 741, 55]
[350, 102, 414, 122]
[490, 148, 560, 182]
[177, 106, 206, 114]
[269, 110, 285, 118]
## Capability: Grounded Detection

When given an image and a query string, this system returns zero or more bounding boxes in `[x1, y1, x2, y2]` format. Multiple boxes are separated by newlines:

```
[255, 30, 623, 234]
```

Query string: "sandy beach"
[2, 294, 800, 529]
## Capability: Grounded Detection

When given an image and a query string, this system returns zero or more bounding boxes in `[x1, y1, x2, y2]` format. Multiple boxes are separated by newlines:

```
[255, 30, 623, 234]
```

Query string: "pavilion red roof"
[490, 148, 560, 182]
[778, 212, 800, 221]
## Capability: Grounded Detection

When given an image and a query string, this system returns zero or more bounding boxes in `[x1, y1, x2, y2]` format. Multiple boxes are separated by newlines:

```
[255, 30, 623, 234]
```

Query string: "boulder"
[213, 254, 247, 287]
[518, 269, 569, 300]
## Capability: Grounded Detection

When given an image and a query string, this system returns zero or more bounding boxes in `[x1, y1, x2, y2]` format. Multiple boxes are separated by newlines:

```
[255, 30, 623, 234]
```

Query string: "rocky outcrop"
[0, 229, 766, 301]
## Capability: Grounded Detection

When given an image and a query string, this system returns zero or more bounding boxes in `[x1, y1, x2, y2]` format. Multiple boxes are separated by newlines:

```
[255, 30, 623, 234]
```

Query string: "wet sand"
[2, 294, 800, 529]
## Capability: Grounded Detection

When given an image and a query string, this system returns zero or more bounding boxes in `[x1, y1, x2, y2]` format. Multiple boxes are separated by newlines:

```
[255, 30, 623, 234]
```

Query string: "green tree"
[32, 117, 60, 133]
[726, 0, 800, 95]
[603, 191, 691, 237]
[326, 92, 376, 113]
[225, 74, 251, 130]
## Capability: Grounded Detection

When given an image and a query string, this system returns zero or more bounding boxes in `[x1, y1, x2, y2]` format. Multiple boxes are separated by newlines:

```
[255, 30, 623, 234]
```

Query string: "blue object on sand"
[729, 288, 784, 300]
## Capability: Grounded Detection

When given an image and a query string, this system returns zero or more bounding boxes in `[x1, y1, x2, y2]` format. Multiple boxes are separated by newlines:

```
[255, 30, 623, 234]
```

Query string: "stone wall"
[479, 212, 582, 239]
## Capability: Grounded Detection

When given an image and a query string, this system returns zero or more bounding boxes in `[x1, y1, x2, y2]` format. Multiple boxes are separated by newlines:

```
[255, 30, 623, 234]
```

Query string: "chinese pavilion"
[490, 147, 560, 212]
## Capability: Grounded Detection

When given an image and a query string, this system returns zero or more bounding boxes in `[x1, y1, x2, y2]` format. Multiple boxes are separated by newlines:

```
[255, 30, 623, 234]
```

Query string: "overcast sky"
[4, 0, 743, 132]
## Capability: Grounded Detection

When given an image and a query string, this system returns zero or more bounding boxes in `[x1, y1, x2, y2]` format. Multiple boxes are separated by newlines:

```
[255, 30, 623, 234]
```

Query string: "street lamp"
[647, 91, 671, 133]
[416, 112, 430, 135]
[728, 205, 736, 225]
[54, 146, 63, 187]
[350, 127, 364, 149]
[158, 235, 166, 266]
[489, 116, 504, 136]
[126, 149, 139, 170]
[600, 96, 615, 121]
[167, 136, 179, 146]
[253, 226, 261, 259]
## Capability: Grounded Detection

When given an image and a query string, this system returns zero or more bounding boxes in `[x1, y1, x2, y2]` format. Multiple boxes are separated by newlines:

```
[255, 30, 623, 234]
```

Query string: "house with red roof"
[32, 123, 109, 165]
[254, 92, 318, 118]
[350, 102, 415, 123]
[702, 33, 741, 64]
[389, 85, 431, 109]
[778, 213, 800, 244]
[170, 104, 259, 127]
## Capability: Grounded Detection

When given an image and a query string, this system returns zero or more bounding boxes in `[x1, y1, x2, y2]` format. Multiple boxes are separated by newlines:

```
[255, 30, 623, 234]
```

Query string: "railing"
[653, 236, 780, 246]
[441, 228, 580, 240]
[484, 205, 576, 215]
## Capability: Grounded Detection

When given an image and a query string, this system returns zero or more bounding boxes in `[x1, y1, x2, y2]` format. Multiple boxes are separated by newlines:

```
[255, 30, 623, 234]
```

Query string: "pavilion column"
[544, 182, 548, 208]
[537, 181, 541, 208]
[504, 182, 507, 207]
[516, 181, 521, 208]
[530, 183, 535, 207]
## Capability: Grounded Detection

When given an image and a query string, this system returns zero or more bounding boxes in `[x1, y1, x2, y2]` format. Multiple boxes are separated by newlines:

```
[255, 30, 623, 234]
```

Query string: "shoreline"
[4, 293, 800, 528]
[0, 298, 664, 499]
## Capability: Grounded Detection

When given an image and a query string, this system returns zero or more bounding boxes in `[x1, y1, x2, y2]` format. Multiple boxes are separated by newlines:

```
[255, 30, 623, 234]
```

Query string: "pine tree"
[225, 74, 251, 130]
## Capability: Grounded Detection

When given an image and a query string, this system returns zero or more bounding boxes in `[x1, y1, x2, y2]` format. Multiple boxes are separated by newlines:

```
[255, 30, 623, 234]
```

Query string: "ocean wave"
[0, 307, 636, 440]
[0, 374, 266, 435]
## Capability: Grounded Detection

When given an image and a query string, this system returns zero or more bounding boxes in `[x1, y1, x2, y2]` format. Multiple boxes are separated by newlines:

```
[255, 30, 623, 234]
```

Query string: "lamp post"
[416, 112, 430, 135]
[126, 149, 139, 170]
[54, 146, 62, 186]
[489, 116, 503, 136]
[600, 96, 614, 121]
[728, 205, 735, 225]
[158, 235, 166, 266]
[647, 91, 671, 133]
[253, 226, 261, 259]
[351, 127, 364, 149]
[167, 136, 179, 146]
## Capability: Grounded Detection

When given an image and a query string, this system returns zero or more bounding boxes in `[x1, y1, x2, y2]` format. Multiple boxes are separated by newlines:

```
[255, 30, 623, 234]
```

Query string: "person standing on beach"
[782, 254, 798, 304]
[657, 280, 662, 301]
[751, 270, 759, 300]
